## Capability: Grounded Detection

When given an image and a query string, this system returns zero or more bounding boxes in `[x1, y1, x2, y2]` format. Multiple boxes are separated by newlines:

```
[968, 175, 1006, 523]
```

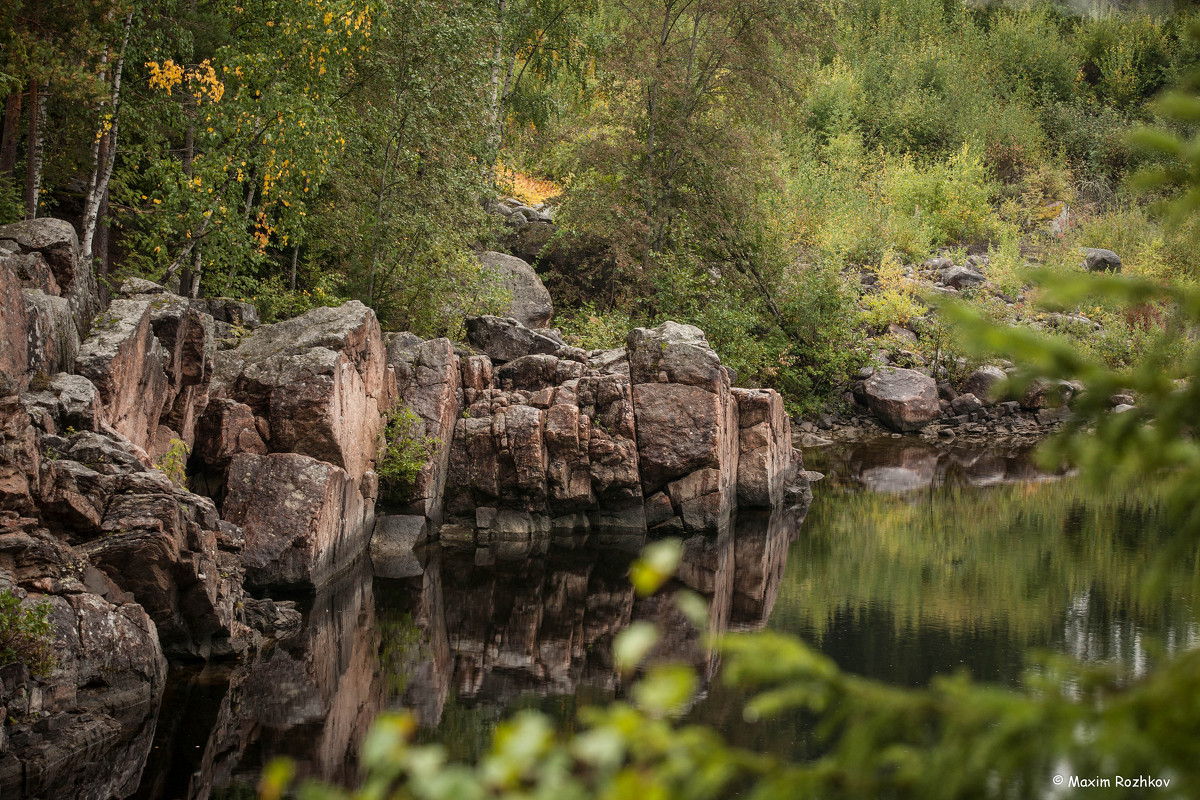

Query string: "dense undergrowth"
[525, 0, 1199, 414]
[5, 0, 1195, 414]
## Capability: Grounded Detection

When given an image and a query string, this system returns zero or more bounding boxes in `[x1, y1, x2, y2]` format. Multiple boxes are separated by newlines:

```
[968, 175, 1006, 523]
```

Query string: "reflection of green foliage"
[376, 612, 422, 700]
[776, 477, 1193, 645]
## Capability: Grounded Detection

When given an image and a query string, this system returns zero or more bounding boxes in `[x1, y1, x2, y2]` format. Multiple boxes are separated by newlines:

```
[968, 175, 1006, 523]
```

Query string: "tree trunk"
[486, 0, 508, 186]
[289, 243, 299, 291]
[82, 10, 133, 265]
[24, 79, 47, 220]
[95, 187, 111, 292]
[367, 139, 394, 305]
[187, 245, 202, 298]
[0, 93, 20, 177]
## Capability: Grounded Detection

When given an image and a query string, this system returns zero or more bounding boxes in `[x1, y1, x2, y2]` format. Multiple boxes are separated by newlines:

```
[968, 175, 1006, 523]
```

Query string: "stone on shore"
[863, 367, 940, 432]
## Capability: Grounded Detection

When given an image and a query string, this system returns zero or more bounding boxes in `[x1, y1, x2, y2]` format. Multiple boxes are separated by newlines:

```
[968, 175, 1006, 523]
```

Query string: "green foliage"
[0, 177, 22, 226]
[307, 0, 506, 337]
[775, 263, 868, 414]
[0, 589, 55, 678]
[377, 406, 436, 506]
[555, 303, 636, 351]
[153, 436, 190, 488]
[264, 21, 1200, 800]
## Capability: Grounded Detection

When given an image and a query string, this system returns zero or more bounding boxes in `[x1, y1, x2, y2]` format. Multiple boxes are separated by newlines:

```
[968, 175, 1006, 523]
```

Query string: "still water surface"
[131, 438, 1198, 797]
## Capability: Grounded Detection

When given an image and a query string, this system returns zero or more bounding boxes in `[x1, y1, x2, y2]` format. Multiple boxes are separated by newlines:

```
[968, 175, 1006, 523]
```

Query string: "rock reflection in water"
[816, 437, 1065, 494]
[133, 558, 384, 798]
[132, 506, 803, 795]
[378, 506, 802, 730]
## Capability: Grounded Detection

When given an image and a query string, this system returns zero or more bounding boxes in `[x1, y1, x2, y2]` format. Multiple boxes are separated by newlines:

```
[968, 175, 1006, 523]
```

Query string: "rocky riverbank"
[0, 218, 805, 796]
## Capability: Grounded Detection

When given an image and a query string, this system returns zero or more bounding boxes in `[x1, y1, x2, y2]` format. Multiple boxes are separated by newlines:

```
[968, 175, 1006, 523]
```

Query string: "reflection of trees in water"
[775, 443, 1197, 686]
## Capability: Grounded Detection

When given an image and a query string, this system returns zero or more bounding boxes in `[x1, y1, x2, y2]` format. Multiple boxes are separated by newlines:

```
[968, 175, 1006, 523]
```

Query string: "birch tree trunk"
[82, 10, 134, 266]
[486, 0, 508, 186]
[24, 80, 47, 220]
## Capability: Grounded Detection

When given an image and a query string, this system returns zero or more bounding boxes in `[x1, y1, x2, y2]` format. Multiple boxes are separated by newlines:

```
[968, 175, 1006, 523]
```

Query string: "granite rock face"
[0, 219, 99, 339]
[628, 322, 743, 533]
[213, 300, 393, 481]
[75, 299, 171, 453]
[418, 318, 800, 548]
[1, 220, 387, 795]
[465, 315, 562, 364]
[387, 336, 461, 525]
[222, 452, 374, 590]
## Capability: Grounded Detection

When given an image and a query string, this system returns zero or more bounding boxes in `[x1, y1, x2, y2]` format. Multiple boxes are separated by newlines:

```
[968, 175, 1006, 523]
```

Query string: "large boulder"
[75, 299, 172, 453]
[369, 514, 427, 578]
[213, 301, 392, 481]
[940, 264, 985, 289]
[0, 219, 98, 339]
[863, 367, 940, 432]
[628, 322, 739, 533]
[476, 251, 553, 328]
[731, 388, 795, 507]
[222, 452, 375, 589]
[961, 365, 1008, 404]
[464, 315, 562, 364]
[1082, 247, 1121, 273]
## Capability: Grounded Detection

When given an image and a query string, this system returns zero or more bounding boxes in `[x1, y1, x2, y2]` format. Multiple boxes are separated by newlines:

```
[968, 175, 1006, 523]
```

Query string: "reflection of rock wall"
[828, 439, 1064, 494]
[395, 506, 805, 722]
[130, 560, 386, 797]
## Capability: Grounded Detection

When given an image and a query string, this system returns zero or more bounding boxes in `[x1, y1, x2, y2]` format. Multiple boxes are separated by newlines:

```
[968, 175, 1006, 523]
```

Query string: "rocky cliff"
[0, 217, 805, 796]
[376, 316, 808, 561]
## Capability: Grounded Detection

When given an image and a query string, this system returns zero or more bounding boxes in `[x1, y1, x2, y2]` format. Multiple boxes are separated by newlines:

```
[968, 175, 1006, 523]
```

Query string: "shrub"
[377, 406, 437, 505]
[555, 303, 637, 351]
[1079, 13, 1173, 109]
[0, 589, 55, 678]
[154, 438, 191, 488]
[883, 145, 1008, 248]
[776, 263, 867, 415]
[860, 252, 924, 329]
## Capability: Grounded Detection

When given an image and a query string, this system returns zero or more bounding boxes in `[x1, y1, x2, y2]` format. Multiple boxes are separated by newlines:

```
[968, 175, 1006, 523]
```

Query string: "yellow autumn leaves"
[147, 59, 225, 104]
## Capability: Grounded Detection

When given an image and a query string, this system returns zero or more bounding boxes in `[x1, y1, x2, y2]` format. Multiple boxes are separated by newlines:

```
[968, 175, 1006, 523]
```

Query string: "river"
[124, 437, 1197, 797]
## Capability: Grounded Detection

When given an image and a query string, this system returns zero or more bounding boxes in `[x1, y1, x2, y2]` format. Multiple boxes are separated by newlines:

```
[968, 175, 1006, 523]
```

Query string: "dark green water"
[130, 438, 1199, 796]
